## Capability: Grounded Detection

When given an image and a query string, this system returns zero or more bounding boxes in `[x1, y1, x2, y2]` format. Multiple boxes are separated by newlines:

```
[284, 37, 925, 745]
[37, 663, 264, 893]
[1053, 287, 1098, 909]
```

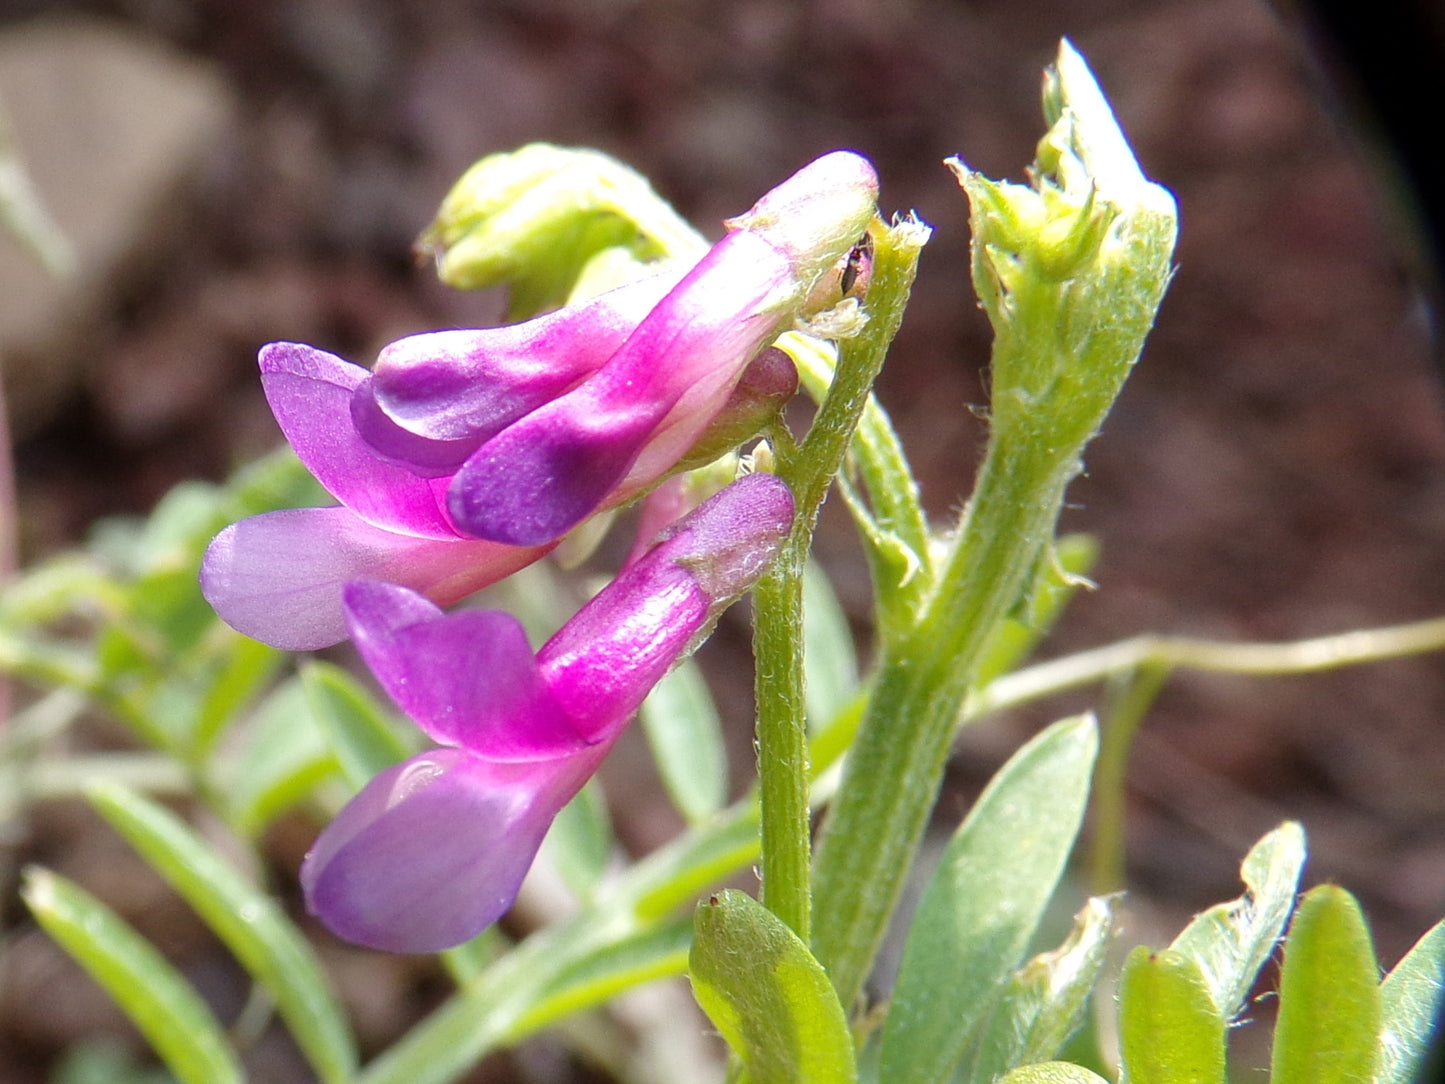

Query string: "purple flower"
[199, 276, 675, 652]
[300, 473, 795, 953]
[363, 152, 875, 549]
[201, 151, 874, 650]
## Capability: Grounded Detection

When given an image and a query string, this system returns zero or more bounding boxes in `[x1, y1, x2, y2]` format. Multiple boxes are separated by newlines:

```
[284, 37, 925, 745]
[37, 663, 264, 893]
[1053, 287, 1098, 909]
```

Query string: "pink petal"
[367, 271, 680, 442]
[300, 746, 605, 953]
[446, 232, 790, 546]
[200, 506, 553, 651]
[539, 473, 794, 735]
[259, 342, 458, 537]
[343, 579, 586, 758]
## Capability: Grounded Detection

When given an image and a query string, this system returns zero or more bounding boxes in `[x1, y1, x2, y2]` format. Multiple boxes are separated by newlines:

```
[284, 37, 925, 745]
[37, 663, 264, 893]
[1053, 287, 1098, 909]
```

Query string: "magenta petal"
[259, 342, 457, 537]
[447, 400, 657, 546]
[200, 507, 553, 650]
[539, 473, 794, 733]
[349, 378, 481, 477]
[343, 579, 585, 757]
[368, 272, 680, 442]
[301, 747, 603, 953]
[445, 231, 794, 546]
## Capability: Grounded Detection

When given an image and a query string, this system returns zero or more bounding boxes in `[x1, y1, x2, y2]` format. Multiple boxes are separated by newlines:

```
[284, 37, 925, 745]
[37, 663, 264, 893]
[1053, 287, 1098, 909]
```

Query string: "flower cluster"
[201, 150, 880, 951]
[201, 151, 878, 650]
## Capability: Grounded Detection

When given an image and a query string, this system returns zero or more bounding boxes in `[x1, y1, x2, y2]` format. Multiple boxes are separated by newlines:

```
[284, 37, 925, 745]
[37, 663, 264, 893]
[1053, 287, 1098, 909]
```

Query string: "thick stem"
[809, 432, 1074, 1010]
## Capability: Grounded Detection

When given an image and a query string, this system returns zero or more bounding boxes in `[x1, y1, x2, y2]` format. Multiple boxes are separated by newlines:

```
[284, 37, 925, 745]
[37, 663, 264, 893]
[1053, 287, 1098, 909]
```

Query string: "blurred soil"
[3, 0, 1445, 1080]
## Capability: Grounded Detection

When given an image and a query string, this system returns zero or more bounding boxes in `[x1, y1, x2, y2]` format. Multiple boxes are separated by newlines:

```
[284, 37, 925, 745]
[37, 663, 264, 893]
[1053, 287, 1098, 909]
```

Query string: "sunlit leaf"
[1169, 820, 1305, 1019]
[1377, 917, 1445, 1084]
[880, 715, 1098, 1084]
[690, 889, 856, 1084]
[21, 867, 244, 1084]
[86, 785, 357, 1083]
[1270, 884, 1381, 1084]
[996, 1063, 1111, 1084]
[1116, 946, 1225, 1084]
[965, 894, 1118, 1083]
[513, 914, 693, 1038]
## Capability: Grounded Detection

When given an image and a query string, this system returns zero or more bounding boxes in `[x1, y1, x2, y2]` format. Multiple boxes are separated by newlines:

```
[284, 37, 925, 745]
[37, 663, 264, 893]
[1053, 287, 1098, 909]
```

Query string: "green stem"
[810, 430, 1074, 1009]
[753, 551, 812, 939]
[970, 615, 1445, 715]
[1089, 662, 1169, 894]
[753, 222, 923, 940]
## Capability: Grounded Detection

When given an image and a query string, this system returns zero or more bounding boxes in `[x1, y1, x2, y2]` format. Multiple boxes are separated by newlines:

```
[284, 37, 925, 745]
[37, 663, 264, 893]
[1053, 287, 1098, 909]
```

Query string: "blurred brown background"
[3, 0, 1444, 1080]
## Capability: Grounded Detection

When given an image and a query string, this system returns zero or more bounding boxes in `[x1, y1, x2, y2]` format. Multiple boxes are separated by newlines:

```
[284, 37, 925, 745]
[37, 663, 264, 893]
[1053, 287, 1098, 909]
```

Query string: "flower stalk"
[753, 215, 928, 941]
[809, 41, 1178, 1009]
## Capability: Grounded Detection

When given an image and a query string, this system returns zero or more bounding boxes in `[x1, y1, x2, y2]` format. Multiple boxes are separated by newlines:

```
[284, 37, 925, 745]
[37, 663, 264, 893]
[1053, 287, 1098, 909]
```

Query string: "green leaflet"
[690, 889, 856, 1084]
[963, 894, 1118, 1083]
[1169, 821, 1305, 1019]
[880, 715, 1098, 1084]
[223, 675, 338, 835]
[638, 657, 728, 823]
[1270, 885, 1382, 1084]
[539, 778, 616, 899]
[86, 784, 358, 1083]
[1377, 916, 1445, 1084]
[1117, 947, 1226, 1084]
[802, 559, 861, 734]
[301, 659, 413, 791]
[997, 1064, 1111, 1084]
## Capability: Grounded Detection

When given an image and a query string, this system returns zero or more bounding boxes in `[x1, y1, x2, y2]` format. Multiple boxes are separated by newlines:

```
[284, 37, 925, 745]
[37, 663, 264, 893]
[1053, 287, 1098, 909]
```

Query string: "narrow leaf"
[225, 676, 338, 834]
[301, 660, 413, 791]
[802, 559, 860, 732]
[87, 785, 357, 1083]
[21, 867, 244, 1084]
[638, 658, 727, 822]
[880, 714, 1098, 1084]
[1116, 946, 1226, 1084]
[690, 889, 856, 1084]
[192, 633, 283, 758]
[1377, 917, 1445, 1084]
[513, 914, 693, 1038]
[1170, 820, 1305, 1019]
[1270, 884, 1382, 1084]
[51, 1039, 173, 1084]
[966, 894, 1118, 1083]
[540, 779, 616, 899]
[996, 1064, 1111, 1084]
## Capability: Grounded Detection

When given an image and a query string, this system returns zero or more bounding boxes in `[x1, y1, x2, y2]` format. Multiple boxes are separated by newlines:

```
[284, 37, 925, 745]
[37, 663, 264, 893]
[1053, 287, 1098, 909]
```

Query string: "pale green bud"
[416, 143, 706, 319]
[947, 40, 1178, 449]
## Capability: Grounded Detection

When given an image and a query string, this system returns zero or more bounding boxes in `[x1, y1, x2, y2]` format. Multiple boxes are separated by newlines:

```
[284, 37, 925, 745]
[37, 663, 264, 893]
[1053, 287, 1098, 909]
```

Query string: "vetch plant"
[4, 39, 1443, 1084]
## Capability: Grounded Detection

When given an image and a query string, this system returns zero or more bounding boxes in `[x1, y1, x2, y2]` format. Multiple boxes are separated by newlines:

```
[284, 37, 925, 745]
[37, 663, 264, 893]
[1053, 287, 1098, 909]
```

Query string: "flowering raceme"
[300, 472, 794, 952]
[201, 151, 878, 650]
